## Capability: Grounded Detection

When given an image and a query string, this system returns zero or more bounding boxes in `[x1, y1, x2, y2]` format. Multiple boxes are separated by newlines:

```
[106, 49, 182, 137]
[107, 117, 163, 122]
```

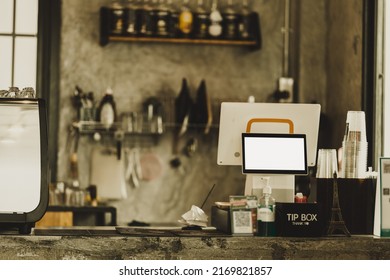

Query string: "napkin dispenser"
[0, 98, 49, 234]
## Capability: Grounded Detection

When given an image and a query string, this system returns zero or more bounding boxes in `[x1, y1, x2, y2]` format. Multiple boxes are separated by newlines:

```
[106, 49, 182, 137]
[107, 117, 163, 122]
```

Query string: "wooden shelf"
[107, 35, 259, 47]
[100, 7, 262, 50]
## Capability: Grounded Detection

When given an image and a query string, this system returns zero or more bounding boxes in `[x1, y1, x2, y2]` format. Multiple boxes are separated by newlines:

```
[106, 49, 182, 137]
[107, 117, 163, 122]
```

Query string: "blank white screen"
[243, 136, 306, 171]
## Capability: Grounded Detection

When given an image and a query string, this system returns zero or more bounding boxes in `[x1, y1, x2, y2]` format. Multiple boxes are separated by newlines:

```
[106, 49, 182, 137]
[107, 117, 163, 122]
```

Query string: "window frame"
[0, 0, 39, 88]
[1, 0, 60, 181]
[37, 0, 60, 182]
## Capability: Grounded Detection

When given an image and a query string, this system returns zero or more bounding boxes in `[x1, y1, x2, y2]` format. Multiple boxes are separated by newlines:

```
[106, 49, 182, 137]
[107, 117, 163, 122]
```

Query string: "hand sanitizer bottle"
[257, 177, 276, 236]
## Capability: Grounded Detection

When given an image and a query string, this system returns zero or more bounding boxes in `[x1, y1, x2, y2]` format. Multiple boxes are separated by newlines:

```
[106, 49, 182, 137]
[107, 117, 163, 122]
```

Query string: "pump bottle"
[257, 178, 276, 236]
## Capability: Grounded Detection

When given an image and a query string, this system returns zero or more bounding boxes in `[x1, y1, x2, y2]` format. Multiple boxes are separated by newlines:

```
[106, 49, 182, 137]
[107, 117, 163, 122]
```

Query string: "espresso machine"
[0, 98, 49, 234]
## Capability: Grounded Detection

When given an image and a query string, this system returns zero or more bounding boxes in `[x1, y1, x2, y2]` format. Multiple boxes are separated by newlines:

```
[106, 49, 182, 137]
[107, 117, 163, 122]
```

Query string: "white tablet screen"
[242, 133, 307, 174]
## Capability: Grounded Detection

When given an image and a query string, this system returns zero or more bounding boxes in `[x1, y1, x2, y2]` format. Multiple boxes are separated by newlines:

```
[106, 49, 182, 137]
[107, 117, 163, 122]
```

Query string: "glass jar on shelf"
[139, 0, 155, 36]
[155, 0, 171, 37]
[167, 0, 180, 37]
[208, 0, 222, 38]
[108, 0, 126, 35]
[222, 0, 239, 40]
[238, 0, 254, 40]
[193, 0, 210, 38]
[124, 0, 141, 36]
[178, 0, 194, 37]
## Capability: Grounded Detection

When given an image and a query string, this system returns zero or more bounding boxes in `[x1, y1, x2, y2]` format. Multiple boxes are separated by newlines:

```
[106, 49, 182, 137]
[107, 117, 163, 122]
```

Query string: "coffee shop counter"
[0, 227, 389, 260]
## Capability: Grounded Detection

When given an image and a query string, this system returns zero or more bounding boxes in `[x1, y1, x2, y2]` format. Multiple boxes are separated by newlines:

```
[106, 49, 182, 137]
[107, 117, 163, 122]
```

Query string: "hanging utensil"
[90, 146, 128, 199]
[114, 130, 124, 160]
[170, 78, 193, 169]
[125, 148, 141, 188]
[185, 137, 198, 157]
[65, 125, 80, 188]
[194, 79, 212, 134]
[125, 148, 133, 183]
[133, 148, 143, 183]
[175, 78, 193, 136]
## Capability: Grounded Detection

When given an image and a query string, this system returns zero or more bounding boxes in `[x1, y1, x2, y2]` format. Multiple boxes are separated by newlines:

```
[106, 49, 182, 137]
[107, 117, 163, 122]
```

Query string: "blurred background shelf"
[99, 6, 262, 50]
[36, 206, 117, 227]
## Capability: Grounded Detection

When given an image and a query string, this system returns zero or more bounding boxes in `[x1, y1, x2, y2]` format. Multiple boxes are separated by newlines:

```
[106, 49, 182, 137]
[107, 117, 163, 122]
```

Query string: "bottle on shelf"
[69, 152, 79, 189]
[167, 0, 180, 37]
[108, 0, 126, 35]
[65, 152, 85, 207]
[193, 0, 210, 38]
[237, 0, 254, 40]
[149, 0, 161, 35]
[155, 0, 171, 37]
[256, 177, 276, 237]
[139, 0, 155, 36]
[97, 87, 117, 130]
[208, 0, 222, 38]
[125, 0, 141, 36]
[178, 0, 194, 37]
[222, 0, 239, 39]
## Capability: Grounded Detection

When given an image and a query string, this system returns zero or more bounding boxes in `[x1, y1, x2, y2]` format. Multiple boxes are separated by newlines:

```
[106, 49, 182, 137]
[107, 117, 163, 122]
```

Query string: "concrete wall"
[326, 0, 363, 148]
[57, 0, 362, 225]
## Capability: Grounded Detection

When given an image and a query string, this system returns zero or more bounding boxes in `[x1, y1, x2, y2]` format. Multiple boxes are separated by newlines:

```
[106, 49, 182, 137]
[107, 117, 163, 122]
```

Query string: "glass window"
[0, 0, 13, 34]
[0, 37, 13, 88]
[15, 0, 38, 35]
[14, 37, 37, 87]
[0, 0, 38, 90]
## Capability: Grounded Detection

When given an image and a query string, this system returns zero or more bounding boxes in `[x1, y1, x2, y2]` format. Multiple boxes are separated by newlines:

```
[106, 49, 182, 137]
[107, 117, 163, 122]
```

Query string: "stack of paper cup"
[340, 111, 368, 178]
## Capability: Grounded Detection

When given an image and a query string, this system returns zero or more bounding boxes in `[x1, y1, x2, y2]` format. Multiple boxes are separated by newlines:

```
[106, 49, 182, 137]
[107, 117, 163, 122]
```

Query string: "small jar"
[109, 1, 126, 35]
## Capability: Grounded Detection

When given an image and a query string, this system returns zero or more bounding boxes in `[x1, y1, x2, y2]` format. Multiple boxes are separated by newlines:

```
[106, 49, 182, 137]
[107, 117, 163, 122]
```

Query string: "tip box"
[275, 202, 323, 237]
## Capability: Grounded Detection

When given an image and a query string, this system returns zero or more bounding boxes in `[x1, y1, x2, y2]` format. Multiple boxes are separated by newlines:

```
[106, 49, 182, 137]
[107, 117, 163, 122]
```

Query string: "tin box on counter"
[275, 202, 323, 237]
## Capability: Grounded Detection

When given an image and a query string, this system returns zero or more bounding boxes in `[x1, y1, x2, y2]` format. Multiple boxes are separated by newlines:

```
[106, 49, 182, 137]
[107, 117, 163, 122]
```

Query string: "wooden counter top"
[0, 227, 389, 260]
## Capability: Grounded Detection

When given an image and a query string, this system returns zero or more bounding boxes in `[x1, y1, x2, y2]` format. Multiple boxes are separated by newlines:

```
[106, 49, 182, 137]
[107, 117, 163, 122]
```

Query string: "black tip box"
[275, 202, 323, 237]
